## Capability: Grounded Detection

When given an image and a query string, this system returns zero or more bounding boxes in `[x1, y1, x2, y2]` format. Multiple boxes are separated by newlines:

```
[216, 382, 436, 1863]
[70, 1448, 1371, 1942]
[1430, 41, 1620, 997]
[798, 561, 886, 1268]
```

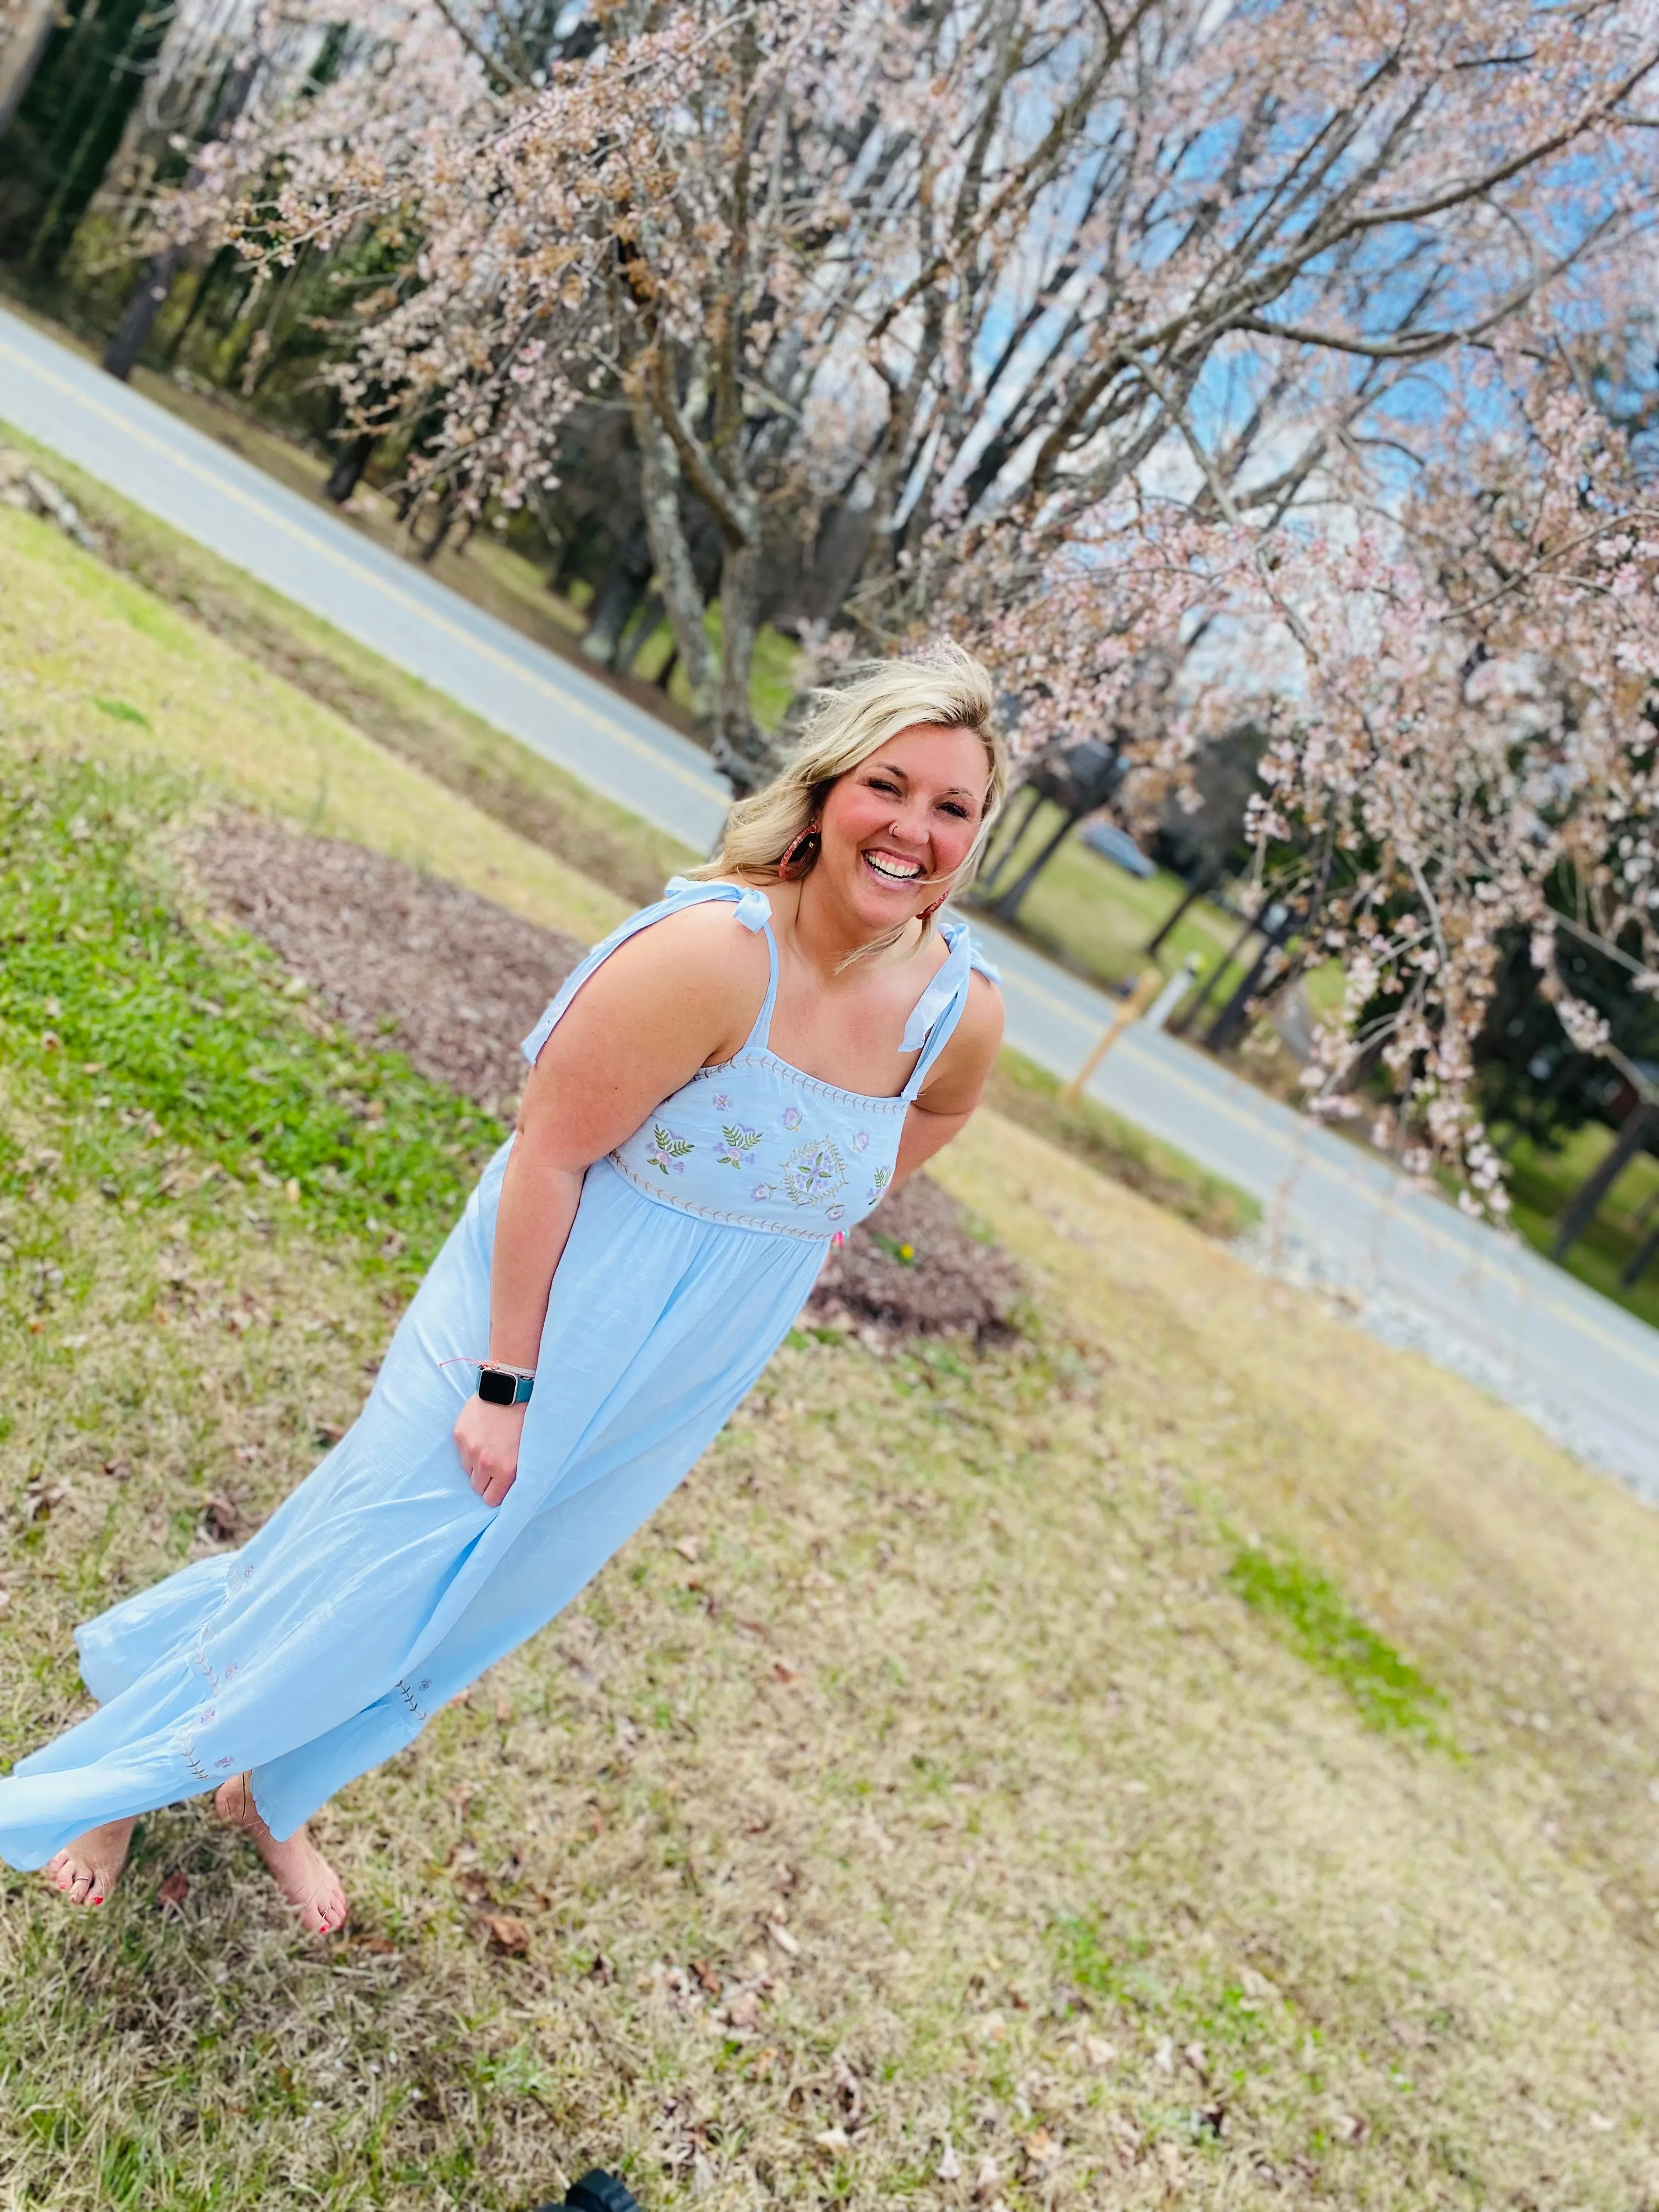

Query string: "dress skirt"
[0, 1144, 822, 1865]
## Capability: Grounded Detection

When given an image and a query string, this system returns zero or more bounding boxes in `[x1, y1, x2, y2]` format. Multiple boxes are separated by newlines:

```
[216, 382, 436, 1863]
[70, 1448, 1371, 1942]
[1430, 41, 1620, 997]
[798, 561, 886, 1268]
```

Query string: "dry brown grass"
[5, 1071, 1659, 2209]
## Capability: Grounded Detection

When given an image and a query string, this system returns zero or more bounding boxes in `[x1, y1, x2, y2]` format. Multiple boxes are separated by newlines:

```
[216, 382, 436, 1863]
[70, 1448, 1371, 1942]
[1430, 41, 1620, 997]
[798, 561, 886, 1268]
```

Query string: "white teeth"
[864, 852, 922, 881]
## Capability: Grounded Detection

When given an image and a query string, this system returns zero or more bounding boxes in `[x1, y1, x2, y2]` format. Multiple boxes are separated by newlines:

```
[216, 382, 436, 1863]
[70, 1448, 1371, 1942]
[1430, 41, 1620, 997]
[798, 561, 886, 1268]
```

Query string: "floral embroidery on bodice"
[521, 878, 997, 1243]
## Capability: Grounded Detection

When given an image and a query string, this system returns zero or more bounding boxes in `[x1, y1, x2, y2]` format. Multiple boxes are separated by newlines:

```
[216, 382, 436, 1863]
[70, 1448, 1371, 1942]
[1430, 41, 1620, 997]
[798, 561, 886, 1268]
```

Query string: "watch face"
[477, 1367, 516, 1405]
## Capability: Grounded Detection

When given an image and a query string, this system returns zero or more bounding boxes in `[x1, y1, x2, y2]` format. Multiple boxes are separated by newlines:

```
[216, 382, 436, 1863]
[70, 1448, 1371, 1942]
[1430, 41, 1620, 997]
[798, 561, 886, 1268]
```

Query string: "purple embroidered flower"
[752, 1182, 775, 1201]
[717, 1122, 764, 1168]
[826, 1204, 845, 1222]
[782, 1105, 803, 1131]
[215, 1754, 236, 1768]
[223, 1661, 238, 1678]
[851, 1130, 870, 1153]
[201, 1706, 216, 1724]
[712, 1092, 732, 1110]
[781, 1136, 848, 1208]
[646, 1120, 695, 1176]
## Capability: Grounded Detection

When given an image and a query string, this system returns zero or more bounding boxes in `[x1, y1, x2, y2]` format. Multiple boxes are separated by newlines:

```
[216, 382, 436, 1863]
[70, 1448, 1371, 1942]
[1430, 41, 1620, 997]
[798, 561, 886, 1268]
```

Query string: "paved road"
[0, 309, 731, 850]
[3, 302, 1655, 1492]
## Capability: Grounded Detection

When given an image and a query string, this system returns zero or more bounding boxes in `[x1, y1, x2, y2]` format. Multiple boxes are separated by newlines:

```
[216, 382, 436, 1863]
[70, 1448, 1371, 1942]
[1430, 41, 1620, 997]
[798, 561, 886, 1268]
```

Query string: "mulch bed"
[187, 814, 585, 1117]
[187, 811, 1021, 1344]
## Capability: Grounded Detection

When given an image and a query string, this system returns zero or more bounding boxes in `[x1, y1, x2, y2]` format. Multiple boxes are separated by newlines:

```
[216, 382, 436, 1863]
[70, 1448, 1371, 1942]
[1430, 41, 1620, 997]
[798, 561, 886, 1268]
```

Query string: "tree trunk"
[579, 523, 652, 663]
[1551, 1099, 1659, 1260]
[631, 394, 715, 726]
[976, 782, 1045, 897]
[417, 488, 459, 564]
[617, 589, 665, 674]
[0, 0, 61, 134]
[711, 537, 769, 793]
[104, 52, 260, 382]
[989, 806, 1076, 924]
[324, 429, 376, 504]
[104, 244, 183, 381]
[1147, 859, 1221, 954]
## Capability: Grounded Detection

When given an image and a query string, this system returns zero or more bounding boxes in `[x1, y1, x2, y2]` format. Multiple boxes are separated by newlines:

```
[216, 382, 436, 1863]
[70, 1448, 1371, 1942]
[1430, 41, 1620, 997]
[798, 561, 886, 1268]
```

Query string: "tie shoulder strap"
[899, 918, 998, 1102]
[520, 879, 772, 1066]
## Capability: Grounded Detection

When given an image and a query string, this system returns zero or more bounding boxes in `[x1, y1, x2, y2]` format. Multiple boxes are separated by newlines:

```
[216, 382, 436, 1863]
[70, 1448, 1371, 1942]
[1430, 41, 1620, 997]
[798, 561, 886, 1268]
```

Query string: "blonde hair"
[697, 645, 1008, 912]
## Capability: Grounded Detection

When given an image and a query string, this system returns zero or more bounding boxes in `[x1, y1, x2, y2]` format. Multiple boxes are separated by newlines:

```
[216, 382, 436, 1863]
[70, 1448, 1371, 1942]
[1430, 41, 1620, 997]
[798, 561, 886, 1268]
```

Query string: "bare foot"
[214, 1774, 348, 1935]
[45, 1816, 137, 1906]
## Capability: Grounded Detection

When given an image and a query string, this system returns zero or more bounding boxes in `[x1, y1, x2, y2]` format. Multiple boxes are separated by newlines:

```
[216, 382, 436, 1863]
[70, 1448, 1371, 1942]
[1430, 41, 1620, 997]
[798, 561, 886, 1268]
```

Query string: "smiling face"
[814, 722, 991, 932]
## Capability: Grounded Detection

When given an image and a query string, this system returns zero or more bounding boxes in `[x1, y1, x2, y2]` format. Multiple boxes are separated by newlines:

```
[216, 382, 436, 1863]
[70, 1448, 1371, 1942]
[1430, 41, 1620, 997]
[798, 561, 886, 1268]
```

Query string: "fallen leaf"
[980, 2012, 1008, 2045]
[1024, 2128, 1060, 2168]
[357, 1935, 397, 1955]
[157, 1870, 189, 1911]
[1153, 2034, 1175, 2074]
[972, 2153, 1001, 2198]
[814, 2128, 850, 2155]
[726, 1989, 760, 2030]
[483, 1915, 529, 1955]
[103, 1457, 131, 1480]
[674, 1535, 702, 1562]
[772, 1660, 801, 1684]
[692, 1957, 723, 1995]
[936, 2143, 962, 2182]
[200, 1493, 241, 1542]
[494, 1693, 513, 1724]
[767, 1918, 800, 1956]
[831, 2050, 862, 2123]
[1084, 2036, 1118, 2068]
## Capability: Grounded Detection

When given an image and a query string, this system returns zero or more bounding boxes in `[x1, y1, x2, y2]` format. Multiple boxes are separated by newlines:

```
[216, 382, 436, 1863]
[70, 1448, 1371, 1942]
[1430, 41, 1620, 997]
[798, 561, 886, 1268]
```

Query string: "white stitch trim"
[689, 1052, 908, 1112]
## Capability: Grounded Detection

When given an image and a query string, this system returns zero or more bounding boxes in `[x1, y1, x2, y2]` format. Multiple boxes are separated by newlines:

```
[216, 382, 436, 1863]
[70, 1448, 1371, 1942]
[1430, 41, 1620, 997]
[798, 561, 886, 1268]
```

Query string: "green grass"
[5, 723, 1659, 2207]
[0, 751, 502, 1286]
[983, 1047, 1258, 1239]
[1225, 1546, 1451, 1746]
[974, 798, 1248, 998]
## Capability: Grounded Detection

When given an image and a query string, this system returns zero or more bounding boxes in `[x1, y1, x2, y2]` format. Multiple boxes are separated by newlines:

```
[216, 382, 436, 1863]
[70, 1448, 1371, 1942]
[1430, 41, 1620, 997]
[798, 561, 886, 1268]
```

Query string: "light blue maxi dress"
[0, 880, 994, 1864]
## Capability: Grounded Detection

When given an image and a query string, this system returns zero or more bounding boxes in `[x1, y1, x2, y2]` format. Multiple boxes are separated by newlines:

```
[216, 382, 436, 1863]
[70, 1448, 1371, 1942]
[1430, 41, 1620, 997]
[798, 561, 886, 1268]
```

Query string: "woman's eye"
[940, 802, 969, 820]
[867, 777, 900, 795]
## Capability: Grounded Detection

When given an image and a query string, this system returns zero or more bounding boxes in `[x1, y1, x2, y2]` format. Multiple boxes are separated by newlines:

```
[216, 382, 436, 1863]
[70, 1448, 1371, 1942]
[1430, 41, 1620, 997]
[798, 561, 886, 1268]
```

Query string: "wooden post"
[1060, 968, 1163, 1104]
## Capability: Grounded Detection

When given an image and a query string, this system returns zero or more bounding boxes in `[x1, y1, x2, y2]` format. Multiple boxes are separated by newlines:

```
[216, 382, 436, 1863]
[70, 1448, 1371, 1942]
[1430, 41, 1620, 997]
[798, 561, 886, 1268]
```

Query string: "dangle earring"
[777, 819, 821, 879]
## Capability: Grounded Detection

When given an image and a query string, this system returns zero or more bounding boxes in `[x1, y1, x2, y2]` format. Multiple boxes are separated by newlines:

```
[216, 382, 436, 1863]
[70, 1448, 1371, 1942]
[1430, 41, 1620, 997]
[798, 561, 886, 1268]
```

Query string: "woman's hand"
[453, 1396, 529, 1508]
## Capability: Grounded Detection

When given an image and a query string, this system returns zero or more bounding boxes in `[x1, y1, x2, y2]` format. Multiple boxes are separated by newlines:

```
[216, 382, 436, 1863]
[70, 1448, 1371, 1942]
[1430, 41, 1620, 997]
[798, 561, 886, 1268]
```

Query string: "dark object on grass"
[805, 1173, 1020, 1347]
[532, 2171, 642, 2212]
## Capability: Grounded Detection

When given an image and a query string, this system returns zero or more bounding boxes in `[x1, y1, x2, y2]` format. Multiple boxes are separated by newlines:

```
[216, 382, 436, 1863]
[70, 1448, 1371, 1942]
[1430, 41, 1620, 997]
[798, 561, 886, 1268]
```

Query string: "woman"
[1, 647, 1007, 1931]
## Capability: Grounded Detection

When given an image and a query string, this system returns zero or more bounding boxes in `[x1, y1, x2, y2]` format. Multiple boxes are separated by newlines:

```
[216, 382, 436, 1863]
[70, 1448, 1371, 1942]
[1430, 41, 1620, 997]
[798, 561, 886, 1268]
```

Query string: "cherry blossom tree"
[167, 0, 1659, 1199]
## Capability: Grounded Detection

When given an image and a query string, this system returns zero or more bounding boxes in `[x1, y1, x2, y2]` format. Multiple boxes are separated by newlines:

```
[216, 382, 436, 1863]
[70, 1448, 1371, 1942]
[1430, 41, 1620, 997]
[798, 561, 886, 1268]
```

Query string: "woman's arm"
[454, 906, 766, 1507]
[890, 972, 1004, 1191]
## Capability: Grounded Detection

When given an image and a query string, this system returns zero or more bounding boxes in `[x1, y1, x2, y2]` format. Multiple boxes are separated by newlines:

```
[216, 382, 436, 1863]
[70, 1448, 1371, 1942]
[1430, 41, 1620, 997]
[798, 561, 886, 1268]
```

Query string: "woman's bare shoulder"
[578, 892, 770, 1012]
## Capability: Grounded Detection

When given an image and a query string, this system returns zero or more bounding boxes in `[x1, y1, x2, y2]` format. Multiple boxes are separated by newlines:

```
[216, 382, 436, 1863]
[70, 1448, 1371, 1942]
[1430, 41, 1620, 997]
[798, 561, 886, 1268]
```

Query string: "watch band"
[476, 1365, 534, 1406]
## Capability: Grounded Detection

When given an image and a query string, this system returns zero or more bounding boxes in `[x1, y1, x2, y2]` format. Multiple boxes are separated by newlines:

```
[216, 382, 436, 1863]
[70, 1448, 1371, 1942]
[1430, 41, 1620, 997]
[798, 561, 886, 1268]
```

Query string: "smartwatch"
[476, 1365, 534, 1406]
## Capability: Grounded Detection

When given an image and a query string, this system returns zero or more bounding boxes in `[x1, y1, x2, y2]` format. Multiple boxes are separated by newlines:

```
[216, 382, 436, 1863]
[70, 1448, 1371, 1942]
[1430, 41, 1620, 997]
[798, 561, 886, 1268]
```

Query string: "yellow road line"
[0, 337, 724, 808]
